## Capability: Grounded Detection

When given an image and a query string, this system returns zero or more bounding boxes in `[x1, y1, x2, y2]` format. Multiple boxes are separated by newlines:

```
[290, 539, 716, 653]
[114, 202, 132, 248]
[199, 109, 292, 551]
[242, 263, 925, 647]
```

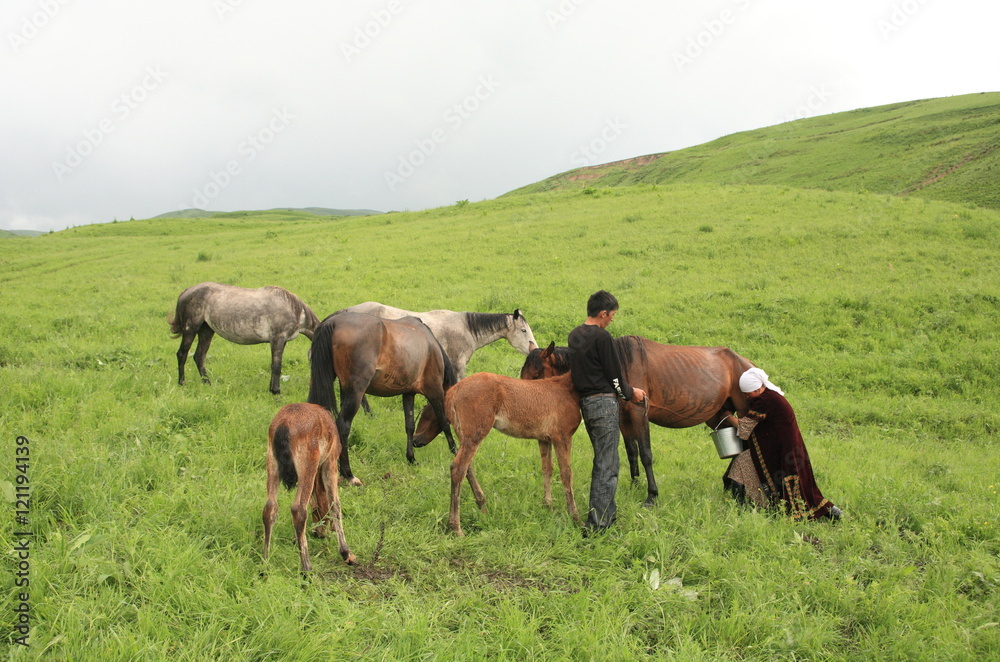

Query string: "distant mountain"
[0, 229, 46, 238]
[152, 207, 382, 219]
[505, 92, 1000, 209]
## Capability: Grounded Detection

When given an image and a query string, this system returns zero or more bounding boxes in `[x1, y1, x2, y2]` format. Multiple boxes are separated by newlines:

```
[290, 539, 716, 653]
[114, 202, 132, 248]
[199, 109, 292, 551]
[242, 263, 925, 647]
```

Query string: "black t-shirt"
[567, 323, 634, 401]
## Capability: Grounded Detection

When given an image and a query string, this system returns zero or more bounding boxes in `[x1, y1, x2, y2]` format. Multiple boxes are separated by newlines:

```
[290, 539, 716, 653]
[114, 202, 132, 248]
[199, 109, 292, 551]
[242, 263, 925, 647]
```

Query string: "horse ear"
[541, 341, 555, 358]
[513, 308, 522, 320]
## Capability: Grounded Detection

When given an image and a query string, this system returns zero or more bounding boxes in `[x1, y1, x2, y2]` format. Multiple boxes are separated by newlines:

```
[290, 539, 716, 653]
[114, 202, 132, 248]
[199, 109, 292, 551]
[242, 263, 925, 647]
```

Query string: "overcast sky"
[2, 1, 998, 232]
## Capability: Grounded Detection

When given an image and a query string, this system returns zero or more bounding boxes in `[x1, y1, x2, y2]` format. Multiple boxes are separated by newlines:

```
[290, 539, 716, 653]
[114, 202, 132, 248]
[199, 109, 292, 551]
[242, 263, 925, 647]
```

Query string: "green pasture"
[1, 183, 998, 660]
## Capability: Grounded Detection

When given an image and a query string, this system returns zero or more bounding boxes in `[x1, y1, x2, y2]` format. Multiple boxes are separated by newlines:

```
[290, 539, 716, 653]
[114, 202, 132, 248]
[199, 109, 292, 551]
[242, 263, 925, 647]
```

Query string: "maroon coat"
[742, 389, 834, 520]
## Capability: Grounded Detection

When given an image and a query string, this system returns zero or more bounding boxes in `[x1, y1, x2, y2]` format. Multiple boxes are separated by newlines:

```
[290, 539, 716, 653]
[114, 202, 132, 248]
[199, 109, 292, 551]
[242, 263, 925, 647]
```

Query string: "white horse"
[169, 282, 320, 394]
[339, 302, 538, 379]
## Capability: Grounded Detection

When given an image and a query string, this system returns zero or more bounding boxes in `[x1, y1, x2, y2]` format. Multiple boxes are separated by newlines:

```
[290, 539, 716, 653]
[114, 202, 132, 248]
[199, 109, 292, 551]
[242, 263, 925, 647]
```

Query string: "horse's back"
[343, 301, 414, 319]
[270, 403, 338, 446]
[451, 372, 579, 440]
[630, 338, 751, 426]
[195, 284, 305, 344]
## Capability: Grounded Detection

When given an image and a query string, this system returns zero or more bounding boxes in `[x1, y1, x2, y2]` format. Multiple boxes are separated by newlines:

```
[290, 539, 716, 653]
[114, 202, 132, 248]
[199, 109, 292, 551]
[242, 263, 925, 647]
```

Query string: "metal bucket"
[711, 427, 743, 459]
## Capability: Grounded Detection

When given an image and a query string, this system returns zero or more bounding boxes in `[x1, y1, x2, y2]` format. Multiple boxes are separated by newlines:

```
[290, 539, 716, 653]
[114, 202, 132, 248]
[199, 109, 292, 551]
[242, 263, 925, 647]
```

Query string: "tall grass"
[1, 183, 998, 660]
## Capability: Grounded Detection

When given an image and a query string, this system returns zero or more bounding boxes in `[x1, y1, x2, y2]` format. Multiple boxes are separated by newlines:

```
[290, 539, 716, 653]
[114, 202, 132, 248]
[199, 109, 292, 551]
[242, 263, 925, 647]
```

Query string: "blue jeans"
[580, 394, 621, 529]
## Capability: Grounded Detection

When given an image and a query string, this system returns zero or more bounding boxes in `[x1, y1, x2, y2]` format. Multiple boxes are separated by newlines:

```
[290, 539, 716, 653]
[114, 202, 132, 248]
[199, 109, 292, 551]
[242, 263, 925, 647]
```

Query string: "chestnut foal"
[446, 348, 582, 536]
[263, 403, 356, 571]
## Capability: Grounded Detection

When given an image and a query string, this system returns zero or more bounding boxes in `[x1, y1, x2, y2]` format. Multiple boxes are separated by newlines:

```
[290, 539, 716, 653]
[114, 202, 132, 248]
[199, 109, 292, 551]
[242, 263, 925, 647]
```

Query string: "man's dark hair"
[587, 290, 619, 317]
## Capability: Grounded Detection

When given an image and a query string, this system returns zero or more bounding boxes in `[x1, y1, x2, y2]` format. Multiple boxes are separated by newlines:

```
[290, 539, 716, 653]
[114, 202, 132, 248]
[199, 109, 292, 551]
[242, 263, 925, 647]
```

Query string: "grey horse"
[169, 282, 320, 394]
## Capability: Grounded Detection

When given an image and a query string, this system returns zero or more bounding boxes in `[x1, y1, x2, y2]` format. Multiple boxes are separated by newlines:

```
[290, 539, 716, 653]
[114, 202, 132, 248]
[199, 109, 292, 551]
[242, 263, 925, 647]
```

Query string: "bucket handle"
[712, 414, 732, 432]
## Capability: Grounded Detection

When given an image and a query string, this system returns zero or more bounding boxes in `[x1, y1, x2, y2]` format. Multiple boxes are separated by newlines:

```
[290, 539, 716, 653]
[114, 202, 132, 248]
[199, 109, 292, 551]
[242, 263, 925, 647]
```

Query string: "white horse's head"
[506, 309, 538, 355]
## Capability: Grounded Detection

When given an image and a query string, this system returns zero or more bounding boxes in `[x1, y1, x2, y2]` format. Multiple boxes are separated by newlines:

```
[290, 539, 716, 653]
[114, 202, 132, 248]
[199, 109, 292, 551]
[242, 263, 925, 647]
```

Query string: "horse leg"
[553, 434, 579, 521]
[622, 405, 658, 506]
[402, 393, 417, 464]
[620, 407, 641, 483]
[323, 454, 355, 564]
[176, 330, 196, 386]
[268, 336, 287, 395]
[292, 463, 319, 573]
[192, 324, 215, 384]
[262, 448, 280, 561]
[310, 468, 330, 539]
[538, 440, 554, 509]
[335, 387, 365, 486]
[449, 431, 485, 536]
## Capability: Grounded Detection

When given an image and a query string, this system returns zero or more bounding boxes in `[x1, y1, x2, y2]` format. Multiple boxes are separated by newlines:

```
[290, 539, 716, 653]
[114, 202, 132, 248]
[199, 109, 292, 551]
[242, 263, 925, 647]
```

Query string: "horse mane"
[464, 312, 512, 340]
[613, 335, 647, 381]
[307, 318, 338, 414]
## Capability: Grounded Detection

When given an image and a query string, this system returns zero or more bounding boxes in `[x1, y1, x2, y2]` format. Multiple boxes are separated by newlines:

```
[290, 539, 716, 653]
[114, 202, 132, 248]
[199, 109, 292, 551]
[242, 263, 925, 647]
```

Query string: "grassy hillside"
[2, 185, 999, 660]
[508, 92, 1000, 209]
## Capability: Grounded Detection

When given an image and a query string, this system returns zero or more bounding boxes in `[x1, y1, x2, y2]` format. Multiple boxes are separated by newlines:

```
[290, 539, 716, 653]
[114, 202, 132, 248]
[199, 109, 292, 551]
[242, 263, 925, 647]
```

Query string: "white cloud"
[2, 0, 998, 231]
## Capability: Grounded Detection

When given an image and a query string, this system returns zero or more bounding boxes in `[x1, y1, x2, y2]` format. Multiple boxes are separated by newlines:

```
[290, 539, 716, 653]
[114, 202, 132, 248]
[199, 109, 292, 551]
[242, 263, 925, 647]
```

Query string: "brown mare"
[520, 338, 755, 507]
[446, 361, 582, 536]
[169, 282, 320, 394]
[262, 403, 355, 572]
[307, 312, 458, 485]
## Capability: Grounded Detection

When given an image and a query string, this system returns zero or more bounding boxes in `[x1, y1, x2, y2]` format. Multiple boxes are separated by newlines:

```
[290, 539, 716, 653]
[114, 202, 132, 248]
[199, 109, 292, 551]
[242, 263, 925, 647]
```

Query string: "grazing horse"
[342, 302, 539, 447]
[308, 312, 458, 485]
[446, 364, 582, 536]
[262, 403, 355, 572]
[169, 282, 319, 394]
[520, 338, 755, 507]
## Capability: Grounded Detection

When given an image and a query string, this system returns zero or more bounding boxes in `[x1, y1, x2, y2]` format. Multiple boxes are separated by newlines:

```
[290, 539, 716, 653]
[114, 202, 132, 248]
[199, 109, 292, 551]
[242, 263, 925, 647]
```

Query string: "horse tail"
[272, 423, 298, 489]
[169, 283, 204, 337]
[307, 317, 339, 416]
[168, 296, 186, 337]
[438, 339, 458, 389]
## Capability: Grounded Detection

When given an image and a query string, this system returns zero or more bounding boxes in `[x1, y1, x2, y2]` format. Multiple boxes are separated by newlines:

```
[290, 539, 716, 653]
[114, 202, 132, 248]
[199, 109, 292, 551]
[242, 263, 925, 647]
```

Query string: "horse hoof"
[348, 477, 363, 487]
[344, 553, 357, 565]
[643, 498, 657, 508]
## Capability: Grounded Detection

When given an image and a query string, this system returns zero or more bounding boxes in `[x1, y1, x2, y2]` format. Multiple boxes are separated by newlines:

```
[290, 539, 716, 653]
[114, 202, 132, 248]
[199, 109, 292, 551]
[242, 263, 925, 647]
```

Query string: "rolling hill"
[152, 207, 382, 219]
[506, 92, 1000, 209]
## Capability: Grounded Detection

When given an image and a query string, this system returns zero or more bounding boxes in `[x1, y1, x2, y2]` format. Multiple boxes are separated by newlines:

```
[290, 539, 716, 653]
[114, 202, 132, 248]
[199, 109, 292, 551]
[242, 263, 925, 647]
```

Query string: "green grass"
[508, 92, 1000, 210]
[1, 183, 999, 660]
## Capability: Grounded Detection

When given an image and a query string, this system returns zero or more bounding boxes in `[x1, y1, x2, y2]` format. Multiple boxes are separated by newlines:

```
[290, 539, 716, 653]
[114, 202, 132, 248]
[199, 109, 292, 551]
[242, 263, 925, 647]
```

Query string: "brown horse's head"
[519, 341, 573, 380]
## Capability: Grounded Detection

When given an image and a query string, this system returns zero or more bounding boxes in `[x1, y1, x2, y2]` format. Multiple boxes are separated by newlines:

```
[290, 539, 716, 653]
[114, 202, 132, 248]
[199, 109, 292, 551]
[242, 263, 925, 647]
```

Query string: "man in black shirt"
[568, 290, 645, 533]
